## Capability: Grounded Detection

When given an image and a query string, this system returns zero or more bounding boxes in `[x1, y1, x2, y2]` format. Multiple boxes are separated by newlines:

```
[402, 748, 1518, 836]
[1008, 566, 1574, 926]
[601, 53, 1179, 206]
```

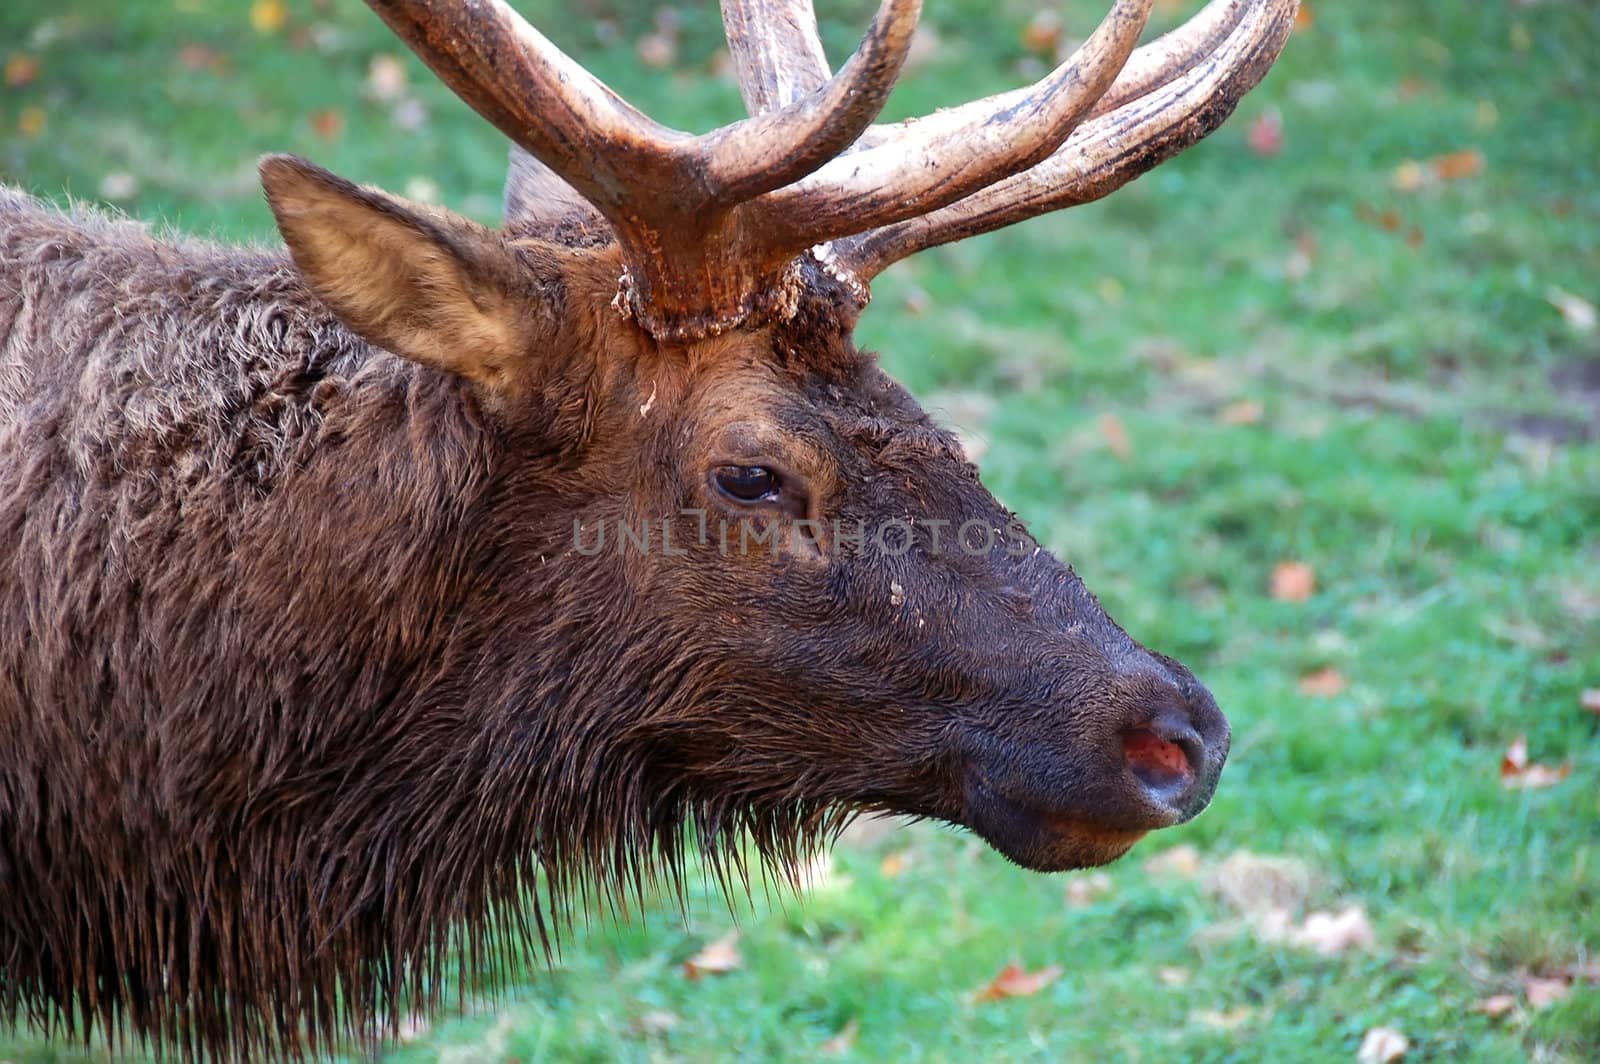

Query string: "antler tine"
[839, 0, 1299, 281]
[756, 0, 1156, 248]
[703, 0, 922, 204]
[721, 0, 832, 114]
[1086, 0, 1247, 119]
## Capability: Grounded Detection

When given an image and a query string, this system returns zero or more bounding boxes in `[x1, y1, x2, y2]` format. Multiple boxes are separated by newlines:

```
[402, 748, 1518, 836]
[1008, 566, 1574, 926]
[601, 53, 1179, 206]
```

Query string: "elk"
[0, 0, 1296, 1058]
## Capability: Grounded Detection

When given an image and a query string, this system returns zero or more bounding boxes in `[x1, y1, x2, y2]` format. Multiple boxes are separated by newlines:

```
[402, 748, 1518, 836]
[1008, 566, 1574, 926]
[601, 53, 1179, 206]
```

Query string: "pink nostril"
[1123, 727, 1194, 797]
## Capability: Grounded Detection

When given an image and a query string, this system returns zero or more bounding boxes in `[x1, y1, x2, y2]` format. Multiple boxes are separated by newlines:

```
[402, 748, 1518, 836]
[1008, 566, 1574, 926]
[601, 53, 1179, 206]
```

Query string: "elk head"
[263, 0, 1297, 876]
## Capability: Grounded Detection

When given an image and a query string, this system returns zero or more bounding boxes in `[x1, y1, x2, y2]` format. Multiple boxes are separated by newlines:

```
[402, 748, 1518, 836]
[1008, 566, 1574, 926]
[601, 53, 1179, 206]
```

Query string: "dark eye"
[714, 465, 781, 503]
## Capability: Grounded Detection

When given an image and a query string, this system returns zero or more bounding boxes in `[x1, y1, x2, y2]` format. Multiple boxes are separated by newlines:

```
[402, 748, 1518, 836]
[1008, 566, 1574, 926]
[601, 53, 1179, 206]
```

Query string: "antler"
[369, 0, 1298, 340]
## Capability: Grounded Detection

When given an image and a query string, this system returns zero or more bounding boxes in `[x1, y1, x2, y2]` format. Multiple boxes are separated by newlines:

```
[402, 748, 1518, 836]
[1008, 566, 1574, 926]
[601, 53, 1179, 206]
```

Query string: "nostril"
[1122, 726, 1195, 801]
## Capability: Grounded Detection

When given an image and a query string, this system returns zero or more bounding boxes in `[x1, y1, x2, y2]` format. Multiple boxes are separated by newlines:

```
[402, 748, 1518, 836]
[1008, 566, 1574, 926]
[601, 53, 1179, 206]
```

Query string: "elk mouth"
[961, 769, 1152, 872]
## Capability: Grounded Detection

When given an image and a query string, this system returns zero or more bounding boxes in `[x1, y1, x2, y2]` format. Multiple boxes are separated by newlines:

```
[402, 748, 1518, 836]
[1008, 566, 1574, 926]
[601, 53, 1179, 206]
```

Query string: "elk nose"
[1118, 667, 1229, 822]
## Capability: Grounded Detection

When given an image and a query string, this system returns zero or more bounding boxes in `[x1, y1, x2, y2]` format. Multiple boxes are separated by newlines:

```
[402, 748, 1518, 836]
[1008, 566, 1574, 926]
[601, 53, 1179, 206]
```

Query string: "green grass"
[4, 0, 1598, 1060]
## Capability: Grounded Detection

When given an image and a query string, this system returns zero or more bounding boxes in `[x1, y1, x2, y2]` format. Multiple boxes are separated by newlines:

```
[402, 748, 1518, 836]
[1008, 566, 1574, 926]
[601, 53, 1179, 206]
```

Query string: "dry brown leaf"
[682, 930, 741, 980]
[634, 1009, 679, 1035]
[1065, 871, 1112, 907]
[973, 962, 1062, 1003]
[1500, 736, 1572, 790]
[6, 55, 41, 87]
[1220, 400, 1264, 426]
[1246, 111, 1284, 158]
[820, 1018, 859, 1055]
[98, 172, 138, 202]
[1580, 689, 1600, 716]
[1291, 905, 1375, 955]
[636, 33, 677, 69]
[367, 54, 408, 101]
[17, 107, 44, 138]
[1357, 1025, 1410, 1064]
[1294, 3, 1314, 30]
[879, 851, 908, 878]
[310, 108, 344, 141]
[1270, 561, 1316, 603]
[1392, 161, 1426, 192]
[1194, 1005, 1253, 1030]
[1298, 667, 1346, 698]
[1431, 149, 1485, 182]
[1523, 975, 1571, 1011]
[177, 44, 222, 72]
[1472, 993, 1517, 1018]
[1097, 413, 1132, 461]
[1545, 287, 1598, 334]
[1158, 966, 1190, 987]
[1020, 11, 1062, 55]
[1143, 843, 1202, 878]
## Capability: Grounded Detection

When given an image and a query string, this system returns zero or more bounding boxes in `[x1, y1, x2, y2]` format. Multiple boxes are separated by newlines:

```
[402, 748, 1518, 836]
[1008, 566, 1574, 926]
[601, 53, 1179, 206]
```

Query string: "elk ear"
[261, 154, 541, 391]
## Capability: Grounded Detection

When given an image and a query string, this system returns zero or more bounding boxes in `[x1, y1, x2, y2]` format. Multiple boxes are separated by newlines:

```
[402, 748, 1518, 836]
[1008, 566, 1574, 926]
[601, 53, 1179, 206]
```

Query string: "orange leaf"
[1246, 111, 1284, 158]
[1270, 561, 1315, 603]
[17, 106, 44, 138]
[1097, 413, 1132, 461]
[682, 930, 741, 980]
[1297, 667, 1345, 698]
[1500, 736, 1572, 790]
[1294, 3, 1314, 31]
[310, 109, 344, 141]
[879, 851, 908, 878]
[973, 962, 1062, 1003]
[250, 0, 287, 34]
[1430, 149, 1484, 182]
[1020, 12, 1062, 56]
[177, 43, 223, 71]
[1220, 400, 1264, 426]
[5, 55, 40, 88]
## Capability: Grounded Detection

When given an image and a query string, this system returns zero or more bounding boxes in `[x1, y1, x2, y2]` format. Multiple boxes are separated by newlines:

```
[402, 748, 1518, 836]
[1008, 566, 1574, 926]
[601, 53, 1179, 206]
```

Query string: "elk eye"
[714, 465, 781, 503]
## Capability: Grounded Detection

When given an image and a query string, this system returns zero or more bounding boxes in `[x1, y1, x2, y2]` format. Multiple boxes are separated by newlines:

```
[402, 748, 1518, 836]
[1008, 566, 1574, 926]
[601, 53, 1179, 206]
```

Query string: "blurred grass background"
[2, 0, 1597, 1060]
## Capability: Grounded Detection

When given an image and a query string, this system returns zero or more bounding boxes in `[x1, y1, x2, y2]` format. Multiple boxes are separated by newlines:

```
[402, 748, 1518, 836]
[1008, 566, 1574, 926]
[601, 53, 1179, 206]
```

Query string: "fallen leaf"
[1545, 287, 1597, 334]
[404, 176, 440, 203]
[1472, 993, 1517, 1018]
[1205, 851, 1315, 918]
[1396, 76, 1429, 99]
[17, 106, 45, 137]
[1523, 975, 1571, 1011]
[1143, 843, 1202, 878]
[1298, 667, 1346, 698]
[1392, 160, 1426, 192]
[1158, 966, 1190, 987]
[1500, 736, 1572, 790]
[1270, 561, 1316, 603]
[1097, 413, 1132, 461]
[310, 108, 344, 141]
[879, 851, 908, 877]
[1431, 149, 1485, 182]
[1357, 1025, 1409, 1064]
[1294, 3, 1314, 30]
[1581, 689, 1600, 716]
[5, 55, 41, 88]
[1020, 11, 1061, 55]
[177, 43, 222, 71]
[1246, 110, 1284, 158]
[250, 0, 287, 34]
[1065, 871, 1112, 907]
[820, 1018, 859, 1054]
[636, 32, 676, 69]
[1291, 905, 1374, 956]
[973, 962, 1063, 1003]
[1195, 1006, 1252, 1030]
[682, 930, 741, 980]
[634, 1009, 679, 1035]
[97, 172, 139, 201]
[367, 53, 408, 101]
[1220, 399, 1264, 425]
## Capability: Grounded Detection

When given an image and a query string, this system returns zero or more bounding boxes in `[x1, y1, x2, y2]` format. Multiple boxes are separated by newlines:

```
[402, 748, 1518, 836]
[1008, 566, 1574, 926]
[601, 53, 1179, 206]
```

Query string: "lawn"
[2, 0, 1597, 1061]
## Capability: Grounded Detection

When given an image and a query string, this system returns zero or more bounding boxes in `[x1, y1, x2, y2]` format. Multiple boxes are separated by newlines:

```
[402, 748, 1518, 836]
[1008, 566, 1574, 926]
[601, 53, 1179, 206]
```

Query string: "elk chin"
[961, 771, 1151, 873]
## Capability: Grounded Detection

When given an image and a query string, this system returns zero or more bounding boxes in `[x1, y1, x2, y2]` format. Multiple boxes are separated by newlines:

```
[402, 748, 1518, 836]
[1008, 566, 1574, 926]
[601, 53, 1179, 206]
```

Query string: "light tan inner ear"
[261, 155, 530, 391]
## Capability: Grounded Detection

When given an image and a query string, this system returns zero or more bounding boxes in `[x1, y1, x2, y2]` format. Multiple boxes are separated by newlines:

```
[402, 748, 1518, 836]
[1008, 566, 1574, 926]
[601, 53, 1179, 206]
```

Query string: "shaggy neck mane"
[0, 192, 846, 1060]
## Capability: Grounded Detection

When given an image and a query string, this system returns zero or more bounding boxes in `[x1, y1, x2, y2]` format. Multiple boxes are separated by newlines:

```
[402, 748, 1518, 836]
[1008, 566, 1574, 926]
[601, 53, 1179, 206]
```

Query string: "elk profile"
[0, 0, 1297, 1059]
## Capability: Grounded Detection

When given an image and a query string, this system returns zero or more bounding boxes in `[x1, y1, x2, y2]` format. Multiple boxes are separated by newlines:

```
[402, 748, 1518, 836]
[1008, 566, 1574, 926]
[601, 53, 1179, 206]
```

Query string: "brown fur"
[0, 158, 1227, 1060]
